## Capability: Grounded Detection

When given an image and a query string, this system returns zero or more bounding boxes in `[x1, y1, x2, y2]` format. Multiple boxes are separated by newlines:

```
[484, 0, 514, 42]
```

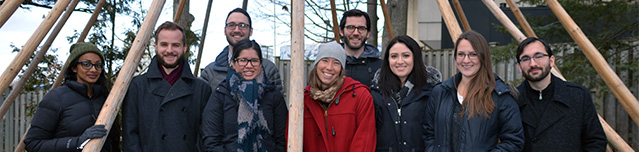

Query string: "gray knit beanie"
[68, 42, 105, 62]
[314, 41, 347, 69]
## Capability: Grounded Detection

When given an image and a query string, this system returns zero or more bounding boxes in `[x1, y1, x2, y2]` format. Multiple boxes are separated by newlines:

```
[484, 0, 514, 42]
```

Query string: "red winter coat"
[302, 77, 376, 152]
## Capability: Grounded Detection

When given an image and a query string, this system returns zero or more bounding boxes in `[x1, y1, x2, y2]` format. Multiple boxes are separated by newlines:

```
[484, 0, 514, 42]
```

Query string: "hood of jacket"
[341, 43, 380, 59]
[211, 46, 230, 71]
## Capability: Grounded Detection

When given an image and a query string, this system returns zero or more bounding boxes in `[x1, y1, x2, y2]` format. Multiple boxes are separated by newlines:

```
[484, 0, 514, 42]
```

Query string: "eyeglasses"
[234, 58, 261, 67]
[76, 61, 103, 70]
[519, 53, 549, 64]
[226, 22, 250, 30]
[456, 52, 478, 60]
[345, 25, 368, 33]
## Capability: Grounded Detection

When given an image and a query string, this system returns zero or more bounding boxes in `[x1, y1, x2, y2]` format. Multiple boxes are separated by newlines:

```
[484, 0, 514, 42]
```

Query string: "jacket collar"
[147, 56, 195, 81]
[211, 46, 230, 71]
[517, 74, 571, 135]
[517, 75, 570, 108]
[64, 80, 104, 99]
[343, 43, 380, 59]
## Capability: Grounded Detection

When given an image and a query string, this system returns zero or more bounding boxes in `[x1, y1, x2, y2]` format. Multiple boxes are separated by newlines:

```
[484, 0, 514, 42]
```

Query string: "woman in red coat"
[303, 41, 377, 152]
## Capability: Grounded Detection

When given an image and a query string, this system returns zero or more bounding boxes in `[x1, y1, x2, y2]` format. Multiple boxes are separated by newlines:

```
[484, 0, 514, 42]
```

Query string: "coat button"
[183, 135, 187, 140]
[162, 134, 167, 140]
[387, 103, 391, 106]
[403, 141, 407, 145]
[532, 138, 537, 143]
[318, 132, 321, 136]
[403, 121, 407, 124]
[160, 108, 164, 112]
[182, 107, 187, 112]
[395, 121, 399, 125]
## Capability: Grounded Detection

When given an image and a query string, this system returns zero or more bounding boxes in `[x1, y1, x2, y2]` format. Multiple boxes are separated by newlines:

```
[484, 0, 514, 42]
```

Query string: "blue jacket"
[201, 76, 288, 152]
[345, 44, 383, 88]
[424, 73, 524, 152]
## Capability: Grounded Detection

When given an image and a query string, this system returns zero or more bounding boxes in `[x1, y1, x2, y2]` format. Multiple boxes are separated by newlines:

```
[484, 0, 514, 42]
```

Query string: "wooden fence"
[0, 90, 43, 152]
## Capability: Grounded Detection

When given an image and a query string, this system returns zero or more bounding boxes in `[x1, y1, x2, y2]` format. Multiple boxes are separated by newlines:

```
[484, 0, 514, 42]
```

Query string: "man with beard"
[515, 37, 606, 152]
[122, 21, 212, 151]
[200, 8, 282, 92]
[339, 9, 383, 87]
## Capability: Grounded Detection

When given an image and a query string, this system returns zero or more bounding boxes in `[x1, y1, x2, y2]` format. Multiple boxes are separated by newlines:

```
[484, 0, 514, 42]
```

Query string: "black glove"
[77, 125, 108, 148]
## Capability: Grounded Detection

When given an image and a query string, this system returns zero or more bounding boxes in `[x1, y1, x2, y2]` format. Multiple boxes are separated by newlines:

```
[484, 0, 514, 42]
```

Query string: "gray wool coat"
[122, 57, 212, 152]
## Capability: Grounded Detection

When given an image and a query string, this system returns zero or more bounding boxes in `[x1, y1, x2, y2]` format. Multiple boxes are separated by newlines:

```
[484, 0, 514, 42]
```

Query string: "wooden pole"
[287, 0, 304, 151]
[53, 0, 107, 90]
[599, 115, 635, 152]
[0, 0, 80, 126]
[484, 1, 634, 150]
[451, 0, 471, 31]
[435, 0, 462, 42]
[193, 0, 214, 77]
[78, 0, 107, 42]
[14, 126, 29, 152]
[0, 0, 71, 105]
[82, 0, 166, 151]
[481, 0, 566, 80]
[380, 0, 394, 39]
[242, 0, 248, 10]
[173, 0, 187, 23]
[545, 0, 639, 125]
[505, 0, 537, 38]
[329, 0, 341, 43]
[0, 0, 23, 29]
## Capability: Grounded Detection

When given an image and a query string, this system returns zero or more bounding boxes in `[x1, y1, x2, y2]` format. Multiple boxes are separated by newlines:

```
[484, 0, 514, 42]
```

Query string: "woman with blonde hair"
[423, 31, 524, 151]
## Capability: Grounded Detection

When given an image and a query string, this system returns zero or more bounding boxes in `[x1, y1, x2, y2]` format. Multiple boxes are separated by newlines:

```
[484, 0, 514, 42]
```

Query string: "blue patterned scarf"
[227, 68, 271, 152]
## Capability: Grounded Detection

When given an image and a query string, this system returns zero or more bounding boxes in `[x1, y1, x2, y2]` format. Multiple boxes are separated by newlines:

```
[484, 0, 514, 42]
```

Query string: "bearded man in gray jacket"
[200, 8, 282, 92]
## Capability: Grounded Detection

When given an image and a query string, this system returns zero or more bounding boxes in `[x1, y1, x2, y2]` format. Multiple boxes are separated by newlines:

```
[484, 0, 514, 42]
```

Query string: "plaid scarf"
[227, 68, 271, 152]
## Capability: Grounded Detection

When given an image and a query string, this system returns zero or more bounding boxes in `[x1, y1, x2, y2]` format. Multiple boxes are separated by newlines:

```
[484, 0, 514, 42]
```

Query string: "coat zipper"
[319, 84, 354, 138]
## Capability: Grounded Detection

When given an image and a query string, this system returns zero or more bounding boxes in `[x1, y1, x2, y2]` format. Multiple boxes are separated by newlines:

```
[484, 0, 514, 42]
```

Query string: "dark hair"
[232, 39, 263, 62]
[515, 37, 553, 63]
[226, 8, 252, 28]
[64, 52, 110, 93]
[379, 35, 427, 97]
[339, 9, 371, 32]
[454, 30, 495, 119]
[154, 21, 186, 45]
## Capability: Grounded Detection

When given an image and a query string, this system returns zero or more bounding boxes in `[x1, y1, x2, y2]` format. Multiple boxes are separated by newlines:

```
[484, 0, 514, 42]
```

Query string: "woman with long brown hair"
[423, 31, 524, 151]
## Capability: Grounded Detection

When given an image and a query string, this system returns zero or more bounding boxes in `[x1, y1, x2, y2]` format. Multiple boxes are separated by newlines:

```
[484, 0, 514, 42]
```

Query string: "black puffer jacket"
[25, 81, 118, 152]
[202, 77, 288, 151]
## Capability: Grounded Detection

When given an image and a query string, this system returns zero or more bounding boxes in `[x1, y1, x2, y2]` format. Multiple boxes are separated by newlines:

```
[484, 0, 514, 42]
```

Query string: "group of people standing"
[23, 7, 607, 152]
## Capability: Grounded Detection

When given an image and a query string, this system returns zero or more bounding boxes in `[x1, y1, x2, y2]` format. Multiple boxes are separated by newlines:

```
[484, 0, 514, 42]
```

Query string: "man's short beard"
[342, 36, 367, 50]
[159, 53, 185, 69]
[523, 65, 551, 82]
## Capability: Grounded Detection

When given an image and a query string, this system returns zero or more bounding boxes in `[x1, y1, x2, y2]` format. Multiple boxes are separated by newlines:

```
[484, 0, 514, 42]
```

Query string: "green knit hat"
[68, 42, 105, 62]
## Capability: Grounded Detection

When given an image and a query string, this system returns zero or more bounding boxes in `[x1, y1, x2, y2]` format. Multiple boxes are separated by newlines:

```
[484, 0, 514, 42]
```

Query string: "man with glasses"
[339, 9, 382, 87]
[200, 8, 282, 92]
[514, 37, 606, 152]
[122, 21, 212, 151]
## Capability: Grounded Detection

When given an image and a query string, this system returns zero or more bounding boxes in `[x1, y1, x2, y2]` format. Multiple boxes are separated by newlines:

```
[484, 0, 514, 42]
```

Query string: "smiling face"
[155, 29, 186, 70]
[225, 12, 253, 46]
[455, 39, 481, 80]
[388, 42, 414, 84]
[316, 57, 343, 89]
[231, 48, 262, 80]
[73, 53, 103, 85]
[339, 16, 369, 51]
[518, 41, 555, 82]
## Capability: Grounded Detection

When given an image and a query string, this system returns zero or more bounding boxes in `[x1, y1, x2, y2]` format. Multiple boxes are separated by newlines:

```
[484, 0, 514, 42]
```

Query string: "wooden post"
[451, 0, 471, 31]
[0, 0, 71, 105]
[435, 0, 462, 42]
[329, 0, 340, 43]
[78, 0, 106, 42]
[380, 0, 394, 39]
[0, 0, 80, 125]
[13, 126, 29, 152]
[193, 0, 214, 77]
[505, 0, 537, 38]
[0, 0, 23, 29]
[287, 0, 304, 151]
[481, 0, 566, 80]
[599, 115, 635, 152]
[545, 0, 639, 125]
[173, 0, 187, 23]
[242, 0, 248, 10]
[82, 0, 166, 151]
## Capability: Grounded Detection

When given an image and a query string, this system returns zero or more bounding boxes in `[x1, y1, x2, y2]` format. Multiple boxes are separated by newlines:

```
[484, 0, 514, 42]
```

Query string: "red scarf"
[159, 61, 183, 85]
